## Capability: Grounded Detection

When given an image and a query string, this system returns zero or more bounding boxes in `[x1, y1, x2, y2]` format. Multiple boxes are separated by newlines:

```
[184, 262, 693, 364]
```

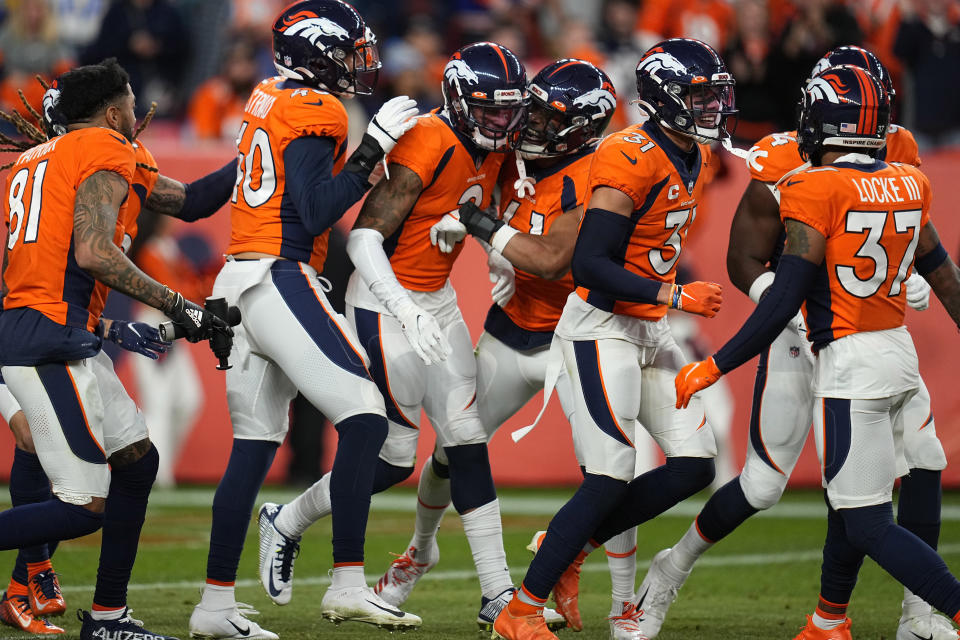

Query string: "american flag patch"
[840, 122, 857, 133]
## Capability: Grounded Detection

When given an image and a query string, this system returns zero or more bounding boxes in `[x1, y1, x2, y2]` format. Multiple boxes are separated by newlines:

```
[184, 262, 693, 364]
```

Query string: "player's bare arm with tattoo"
[353, 163, 423, 234]
[143, 174, 186, 216]
[72, 169, 171, 310]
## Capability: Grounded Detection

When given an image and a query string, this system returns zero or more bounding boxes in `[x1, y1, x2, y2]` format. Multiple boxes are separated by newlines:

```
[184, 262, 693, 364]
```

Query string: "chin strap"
[721, 135, 750, 160]
[513, 155, 536, 198]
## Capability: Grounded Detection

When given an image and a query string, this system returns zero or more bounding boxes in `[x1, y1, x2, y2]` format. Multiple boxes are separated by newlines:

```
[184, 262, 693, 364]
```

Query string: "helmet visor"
[351, 32, 381, 95]
[468, 100, 528, 150]
[688, 82, 735, 128]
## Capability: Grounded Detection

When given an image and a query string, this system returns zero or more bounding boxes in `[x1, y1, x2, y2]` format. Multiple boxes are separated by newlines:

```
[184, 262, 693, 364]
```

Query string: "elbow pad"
[343, 133, 384, 182]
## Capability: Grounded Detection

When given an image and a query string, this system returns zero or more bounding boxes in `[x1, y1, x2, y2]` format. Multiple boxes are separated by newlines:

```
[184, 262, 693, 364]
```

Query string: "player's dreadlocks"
[0, 59, 159, 172]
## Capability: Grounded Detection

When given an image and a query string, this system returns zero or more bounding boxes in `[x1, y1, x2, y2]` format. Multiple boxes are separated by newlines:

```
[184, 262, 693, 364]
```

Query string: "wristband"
[748, 271, 775, 304]
[915, 242, 948, 277]
[490, 226, 520, 254]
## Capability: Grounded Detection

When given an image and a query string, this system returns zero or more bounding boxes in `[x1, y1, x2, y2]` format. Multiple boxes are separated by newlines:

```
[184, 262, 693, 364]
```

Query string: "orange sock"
[6, 578, 27, 597]
[26, 559, 52, 577]
[508, 596, 541, 617]
[953, 610, 960, 625]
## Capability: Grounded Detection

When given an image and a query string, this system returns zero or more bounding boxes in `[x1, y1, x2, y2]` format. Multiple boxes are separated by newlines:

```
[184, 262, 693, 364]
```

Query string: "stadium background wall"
[4, 140, 960, 487]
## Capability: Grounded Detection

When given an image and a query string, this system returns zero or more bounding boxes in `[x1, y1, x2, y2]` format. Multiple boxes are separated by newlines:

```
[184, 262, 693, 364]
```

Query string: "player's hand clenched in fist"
[675, 357, 722, 409]
[668, 281, 722, 318]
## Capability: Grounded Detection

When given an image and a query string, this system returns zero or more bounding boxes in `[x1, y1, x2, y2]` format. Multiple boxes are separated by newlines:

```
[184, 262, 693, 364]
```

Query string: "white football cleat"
[257, 503, 301, 606]
[609, 600, 647, 640]
[476, 588, 567, 632]
[634, 549, 689, 639]
[373, 544, 439, 607]
[320, 585, 422, 630]
[189, 602, 278, 640]
[897, 611, 960, 640]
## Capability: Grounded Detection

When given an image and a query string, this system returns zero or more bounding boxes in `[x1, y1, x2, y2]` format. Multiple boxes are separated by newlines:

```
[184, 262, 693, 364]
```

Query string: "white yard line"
[61, 543, 960, 594]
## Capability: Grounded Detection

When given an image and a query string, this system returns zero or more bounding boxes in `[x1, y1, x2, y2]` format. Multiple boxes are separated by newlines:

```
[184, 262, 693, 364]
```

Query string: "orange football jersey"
[227, 77, 349, 271]
[385, 112, 506, 291]
[576, 122, 712, 320]
[3, 127, 136, 332]
[496, 147, 593, 332]
[747, 124, 920, 184]
[779, 159, 931, 349]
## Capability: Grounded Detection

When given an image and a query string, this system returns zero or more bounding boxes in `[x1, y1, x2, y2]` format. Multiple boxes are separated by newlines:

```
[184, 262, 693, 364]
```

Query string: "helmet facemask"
[446, 77, 529, 151]
[519, 97, 598, 159]
[641, 76, 736, 144]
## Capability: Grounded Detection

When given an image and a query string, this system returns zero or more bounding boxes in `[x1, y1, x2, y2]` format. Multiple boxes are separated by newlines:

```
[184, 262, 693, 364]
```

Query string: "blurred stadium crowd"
[1, 0, 959, 151]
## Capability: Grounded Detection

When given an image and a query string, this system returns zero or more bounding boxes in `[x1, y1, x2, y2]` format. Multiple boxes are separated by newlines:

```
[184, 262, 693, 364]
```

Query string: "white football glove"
[367, 95, 419, 155]
[429, 211, 467, 254]
[395, 299, 451, 366]
[905, 272, 931, 311]
[488, 249, 515, 307]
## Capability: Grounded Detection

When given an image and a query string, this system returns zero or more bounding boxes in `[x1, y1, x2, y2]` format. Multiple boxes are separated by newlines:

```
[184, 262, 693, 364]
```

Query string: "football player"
[634, 46, 955, 640]
[491, 38, 733, 640]
[0, 77, 236, 636]
[189, 1, 423, 636]
[417, 58, 620, 634]
[255, 41, 530, 629]
[0, 58, 229, 640]
[675, 63, 960, 640]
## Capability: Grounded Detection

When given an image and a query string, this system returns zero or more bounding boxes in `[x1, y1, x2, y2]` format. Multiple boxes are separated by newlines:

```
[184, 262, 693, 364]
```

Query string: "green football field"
[1, 486, 958, 640]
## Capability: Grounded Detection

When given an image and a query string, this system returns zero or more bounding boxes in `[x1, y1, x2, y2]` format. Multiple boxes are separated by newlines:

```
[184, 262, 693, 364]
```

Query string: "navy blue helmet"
[272, 0, 381, 95]
[635, 38, 736, 143]
[442, 42, 529, 152]
[521, 58, 616, 159]
[797, 64, 890, 165]
[809, 45, 895, 103]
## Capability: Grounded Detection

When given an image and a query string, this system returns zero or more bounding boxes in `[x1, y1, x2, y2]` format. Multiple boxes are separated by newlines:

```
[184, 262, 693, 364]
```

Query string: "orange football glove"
[675, 357, 722, 409]
[669, 281, 722, 318]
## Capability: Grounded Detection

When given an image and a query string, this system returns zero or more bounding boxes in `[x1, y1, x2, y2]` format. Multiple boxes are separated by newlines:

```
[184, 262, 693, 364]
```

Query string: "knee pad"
[740, 460, 788, 511]
[665, 456, 715, 496]
[841, 503, 895, 553]
[111, 444, 159, 495]
[372, 459, 414, 493]
[444, 444, 495, 513]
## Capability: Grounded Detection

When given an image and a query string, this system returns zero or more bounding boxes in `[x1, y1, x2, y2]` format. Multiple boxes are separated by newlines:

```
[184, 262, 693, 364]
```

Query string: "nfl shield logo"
[789, 346, 800, 358]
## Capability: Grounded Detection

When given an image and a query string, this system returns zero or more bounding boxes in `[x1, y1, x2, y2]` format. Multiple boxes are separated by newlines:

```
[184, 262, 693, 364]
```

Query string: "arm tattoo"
[108, 437, 152, 466]
[784, 219, 811, 256]
[73, 170, 169, 309]
[353, 163, 422, 237]
[144, 174, 186, 215]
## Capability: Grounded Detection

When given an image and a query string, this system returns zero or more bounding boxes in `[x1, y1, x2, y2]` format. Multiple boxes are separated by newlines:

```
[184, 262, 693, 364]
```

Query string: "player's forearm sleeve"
[284, 136, 370, 236]
[713, 255, 818, 373]
[570, 207, 663, 303]
[177, 160, 237, 221]
[346, 228, 412, 316]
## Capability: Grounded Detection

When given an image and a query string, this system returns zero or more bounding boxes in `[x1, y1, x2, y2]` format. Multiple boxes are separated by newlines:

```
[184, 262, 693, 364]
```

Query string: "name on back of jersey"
[850, 174, 923, 204]
[17, 136, 59, 165]
[245, 85, 278, 120]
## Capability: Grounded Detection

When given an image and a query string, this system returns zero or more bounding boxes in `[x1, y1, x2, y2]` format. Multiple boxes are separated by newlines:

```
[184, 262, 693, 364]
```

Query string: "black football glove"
[458, 201, 504, 244]
[161, 289, 233, 343]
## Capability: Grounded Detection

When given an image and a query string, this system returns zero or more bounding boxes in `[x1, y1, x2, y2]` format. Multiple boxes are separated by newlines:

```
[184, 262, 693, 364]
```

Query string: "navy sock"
[444, 444, 496, 513]
[432, 456, 450, 479]
[820, 491, 863, 606]
[329, 413, 387, 565]
[206, 439, 278, 583]
[0, 498, 102, 549]
[9, 447, 53, 583]
[372, 459, 414, 494]
[523, 473, 627, 600]
[593, 457, 715, 544]
[93, 444, 158, 609]
[691, 475, 759, 543]
[842, 502, 960, 617]
[898, 468, 941, 550]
